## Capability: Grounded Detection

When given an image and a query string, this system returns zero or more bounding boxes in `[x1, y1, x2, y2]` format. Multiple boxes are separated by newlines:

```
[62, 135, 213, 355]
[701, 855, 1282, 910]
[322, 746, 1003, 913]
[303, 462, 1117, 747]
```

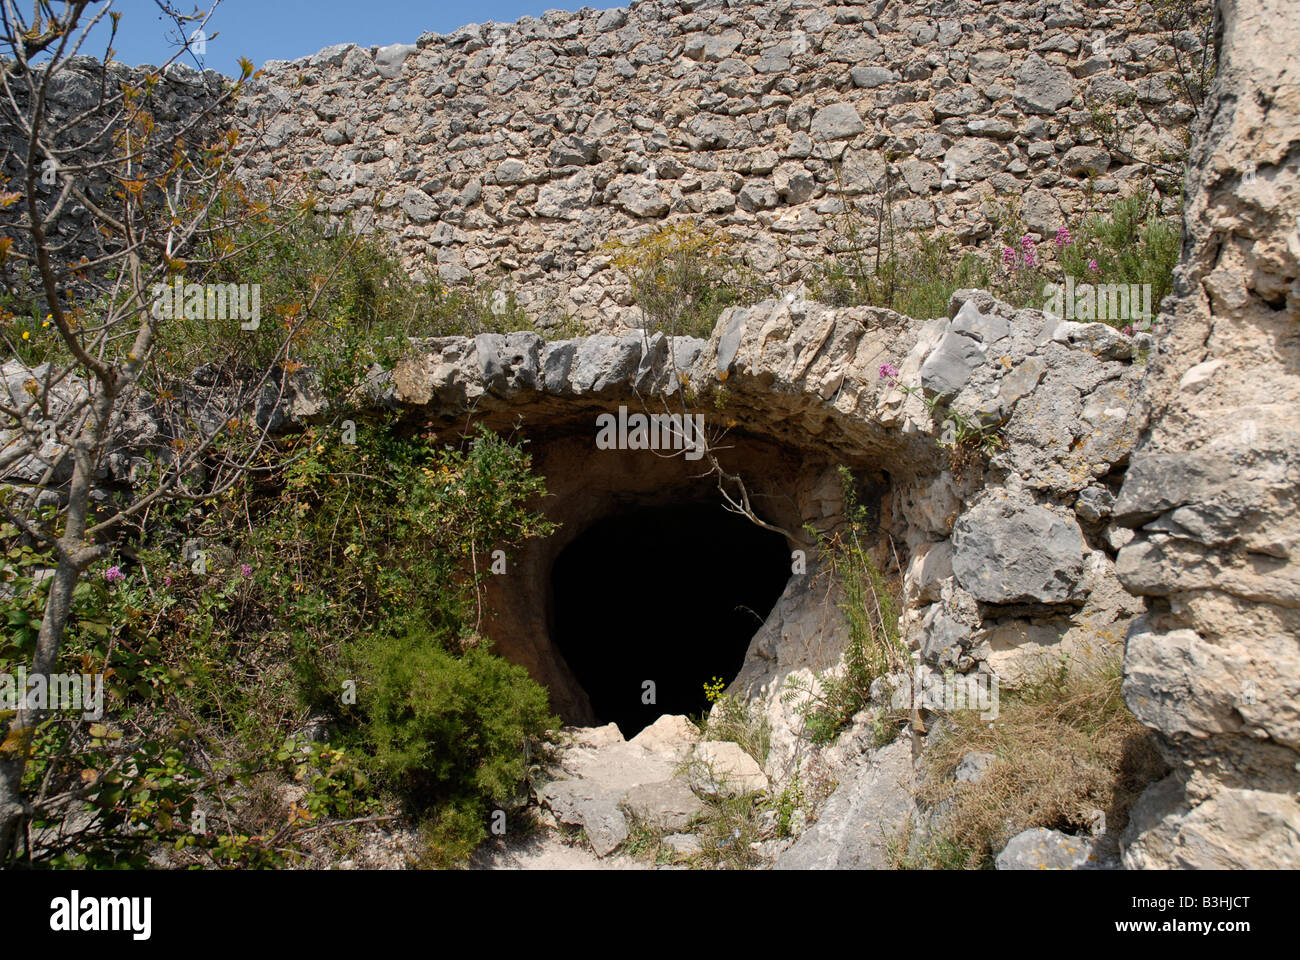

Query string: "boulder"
[774, 740, 916, 869]
[951, 496, 1085, 604]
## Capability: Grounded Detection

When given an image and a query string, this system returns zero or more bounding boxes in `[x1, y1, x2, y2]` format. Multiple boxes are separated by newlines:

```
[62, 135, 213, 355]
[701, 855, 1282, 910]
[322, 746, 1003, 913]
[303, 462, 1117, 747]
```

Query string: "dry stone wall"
[235, 0, 1198, 330]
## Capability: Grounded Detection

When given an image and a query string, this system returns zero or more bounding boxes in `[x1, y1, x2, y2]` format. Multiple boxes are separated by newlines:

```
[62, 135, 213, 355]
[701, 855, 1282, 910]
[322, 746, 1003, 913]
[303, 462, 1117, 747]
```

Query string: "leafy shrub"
[173, 200, 532, 382]
[809, 232, 990, 319]
[1, 421, 560, 867]
[605, 220, 771, 338]
[1056, 196, 1181, 322]
[356, 629, 556, 815]
[989, 195, 1181, 329]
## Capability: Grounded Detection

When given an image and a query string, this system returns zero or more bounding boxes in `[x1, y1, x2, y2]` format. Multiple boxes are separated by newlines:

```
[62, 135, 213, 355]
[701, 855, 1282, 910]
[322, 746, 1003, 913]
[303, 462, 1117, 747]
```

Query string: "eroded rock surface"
[1109, 0, 1300, 870]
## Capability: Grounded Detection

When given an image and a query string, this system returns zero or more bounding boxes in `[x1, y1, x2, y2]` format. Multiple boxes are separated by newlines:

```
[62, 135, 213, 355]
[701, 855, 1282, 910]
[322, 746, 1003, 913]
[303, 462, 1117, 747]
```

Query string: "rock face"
[383, 289, 1151, 781]
[12, 0, 1193, 332]
[774, 738, 917, 869]
[1108, 0, 1300, 870]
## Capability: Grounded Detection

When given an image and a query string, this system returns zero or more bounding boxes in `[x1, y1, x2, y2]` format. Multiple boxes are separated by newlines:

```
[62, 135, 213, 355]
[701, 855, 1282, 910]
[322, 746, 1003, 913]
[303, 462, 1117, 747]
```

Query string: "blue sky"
[68, 0, 622, 74]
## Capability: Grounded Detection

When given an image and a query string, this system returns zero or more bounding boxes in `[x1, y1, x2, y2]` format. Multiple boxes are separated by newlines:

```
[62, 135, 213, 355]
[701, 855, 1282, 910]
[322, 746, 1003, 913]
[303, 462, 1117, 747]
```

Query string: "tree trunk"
[0, 386, 110, 863]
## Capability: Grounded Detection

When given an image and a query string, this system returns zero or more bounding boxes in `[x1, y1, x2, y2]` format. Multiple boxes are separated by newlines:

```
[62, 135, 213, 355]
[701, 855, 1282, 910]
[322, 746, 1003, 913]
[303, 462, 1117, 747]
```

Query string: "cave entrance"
[549, 500, 792, 738]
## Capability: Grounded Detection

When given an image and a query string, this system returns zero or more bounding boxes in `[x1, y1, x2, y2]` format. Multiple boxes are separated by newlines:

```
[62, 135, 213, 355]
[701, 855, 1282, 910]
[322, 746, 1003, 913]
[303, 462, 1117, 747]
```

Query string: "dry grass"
[909, 649, 1168, 869]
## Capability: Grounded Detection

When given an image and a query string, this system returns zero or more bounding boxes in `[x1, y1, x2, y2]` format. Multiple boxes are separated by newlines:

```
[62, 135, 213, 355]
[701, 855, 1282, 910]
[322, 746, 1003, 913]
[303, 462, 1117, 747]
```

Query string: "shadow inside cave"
[549, 500, 792, 737]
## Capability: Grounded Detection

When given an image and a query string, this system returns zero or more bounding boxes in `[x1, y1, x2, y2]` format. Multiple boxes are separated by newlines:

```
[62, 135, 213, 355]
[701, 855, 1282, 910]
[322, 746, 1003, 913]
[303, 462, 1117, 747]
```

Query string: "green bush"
[987, 193, 1181, 330]
[179, 201, 532, 381]
[605, 220, 772, 338]
[357, 631, 555, 812]
[1056, 196, 1181, 324]
[1, 421, 560, 867]
[809, 232, 990, 319]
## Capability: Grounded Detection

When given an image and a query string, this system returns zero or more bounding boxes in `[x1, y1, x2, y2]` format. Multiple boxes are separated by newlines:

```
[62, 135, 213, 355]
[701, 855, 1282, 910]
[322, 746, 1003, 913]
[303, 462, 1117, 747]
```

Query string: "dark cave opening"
[549, 500, 792, 738]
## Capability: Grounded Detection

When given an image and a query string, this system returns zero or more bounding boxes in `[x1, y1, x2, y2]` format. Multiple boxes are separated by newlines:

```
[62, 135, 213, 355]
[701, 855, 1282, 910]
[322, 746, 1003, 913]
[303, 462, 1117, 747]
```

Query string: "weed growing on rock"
[700, 676, 771, 767]
[908, 649, 1168, 869]
[605, 220, 771, 338]
[809, 232, 990, 320]
[783, 468, 908, 745]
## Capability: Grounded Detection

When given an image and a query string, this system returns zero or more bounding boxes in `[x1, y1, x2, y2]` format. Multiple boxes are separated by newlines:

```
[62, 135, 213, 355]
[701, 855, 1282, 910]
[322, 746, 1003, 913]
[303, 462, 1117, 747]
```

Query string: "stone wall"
[235, 0, 1198, 330]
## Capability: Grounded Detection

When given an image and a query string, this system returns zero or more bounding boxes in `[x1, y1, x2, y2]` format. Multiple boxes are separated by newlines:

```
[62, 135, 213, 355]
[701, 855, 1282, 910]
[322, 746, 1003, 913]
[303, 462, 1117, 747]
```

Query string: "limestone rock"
[955, 752, 995, 784]
[951, 496, 1086, 604]
[661, 833, 702, 856]
[628, 714, 701, 761]
[1106, 0, 1300, 868]
[622, 779, 705, 833]
[995, 827, 1096, 870]
[810, 103, 865, 141]
[1013, 55, 1075, 114]
[690, 741, 769, 797]
[774, 739, 916, 869]
[540, 780, 629, 857]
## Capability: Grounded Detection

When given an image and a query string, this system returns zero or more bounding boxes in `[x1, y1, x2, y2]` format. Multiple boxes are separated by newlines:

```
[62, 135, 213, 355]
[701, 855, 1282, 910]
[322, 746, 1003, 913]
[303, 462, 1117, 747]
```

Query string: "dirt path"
[470, 831, 650, 870]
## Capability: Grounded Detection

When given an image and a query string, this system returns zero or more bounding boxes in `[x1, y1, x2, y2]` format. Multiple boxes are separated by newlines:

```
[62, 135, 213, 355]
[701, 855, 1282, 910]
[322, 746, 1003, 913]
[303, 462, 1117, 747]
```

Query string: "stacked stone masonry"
[225, 0, 1199, 330]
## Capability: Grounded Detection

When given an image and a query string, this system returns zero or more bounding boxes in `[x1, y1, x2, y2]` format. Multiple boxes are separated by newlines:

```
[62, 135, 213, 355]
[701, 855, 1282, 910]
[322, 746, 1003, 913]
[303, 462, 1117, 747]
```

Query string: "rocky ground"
[465, 712, 1119, 871]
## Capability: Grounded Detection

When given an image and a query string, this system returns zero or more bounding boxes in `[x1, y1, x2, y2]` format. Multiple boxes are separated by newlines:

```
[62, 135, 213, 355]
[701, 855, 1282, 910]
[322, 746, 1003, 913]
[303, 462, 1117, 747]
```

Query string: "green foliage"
[1056, 196, 1182, 322]
[693, 791, 767, 869]
[700, 677, 771, 767]
[161, 201, 532, 386]
[356, 632, 556, 809]
[773, 767, 805, 839]
[783, 468, 907, 745]
[605, 220, 771, 338]
[416, 799, 490, 869]
[0, 421, 560, 867]
[809, 157, 989, 318]
[985, 194, 1181, 331]
[809, 232, 990, 319]
[885, 816, 983, 870]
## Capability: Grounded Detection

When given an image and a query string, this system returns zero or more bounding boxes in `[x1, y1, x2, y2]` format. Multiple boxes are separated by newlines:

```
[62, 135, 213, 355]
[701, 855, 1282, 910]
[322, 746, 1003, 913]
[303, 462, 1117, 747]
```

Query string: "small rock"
[661, 833, 702, 856]
[690, 741, 769, 797]
[995, 827, 1096, 870]
[810, 102, 865, 141]
[955, 751, 996, 784]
